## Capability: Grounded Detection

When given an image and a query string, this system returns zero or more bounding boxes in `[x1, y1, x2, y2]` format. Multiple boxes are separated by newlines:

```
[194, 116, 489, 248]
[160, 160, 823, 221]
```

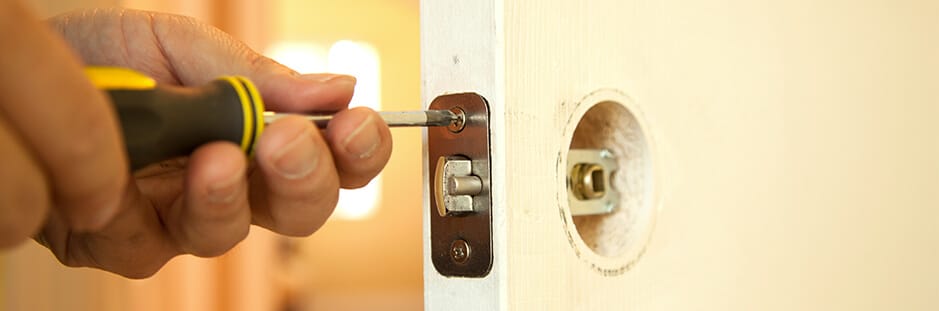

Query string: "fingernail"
[271, 128, 319, 180]
[342, 114, 381, 159]
[207, 171, 244, 204]
[300, 73, 357, 85]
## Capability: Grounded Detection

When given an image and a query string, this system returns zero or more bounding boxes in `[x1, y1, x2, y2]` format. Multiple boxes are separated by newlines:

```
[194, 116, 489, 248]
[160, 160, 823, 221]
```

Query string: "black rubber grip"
[109, 80, 250, 170]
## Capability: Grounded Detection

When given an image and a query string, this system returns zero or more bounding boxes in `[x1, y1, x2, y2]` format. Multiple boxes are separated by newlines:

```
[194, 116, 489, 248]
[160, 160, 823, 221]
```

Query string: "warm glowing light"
[327, 40, 381, 111]
[265, 40, 382, 220]
[264, 42, 328, 74]
[335, 182, 381, 220]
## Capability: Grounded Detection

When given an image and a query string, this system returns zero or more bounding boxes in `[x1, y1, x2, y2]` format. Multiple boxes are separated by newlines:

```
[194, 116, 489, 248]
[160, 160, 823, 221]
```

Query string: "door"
[421, 0, 939, 310]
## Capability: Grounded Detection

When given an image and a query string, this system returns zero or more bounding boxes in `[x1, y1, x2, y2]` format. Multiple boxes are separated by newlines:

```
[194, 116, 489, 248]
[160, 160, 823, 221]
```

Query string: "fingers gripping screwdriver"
[86, 67, 461, 170]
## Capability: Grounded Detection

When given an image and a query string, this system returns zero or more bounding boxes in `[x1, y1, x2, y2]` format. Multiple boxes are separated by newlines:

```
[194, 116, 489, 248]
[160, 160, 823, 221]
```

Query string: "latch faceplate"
[428, 93, 492, 278]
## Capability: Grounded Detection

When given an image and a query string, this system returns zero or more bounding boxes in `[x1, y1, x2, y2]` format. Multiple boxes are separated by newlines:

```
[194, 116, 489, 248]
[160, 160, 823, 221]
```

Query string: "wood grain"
[424, 0, 939, 310]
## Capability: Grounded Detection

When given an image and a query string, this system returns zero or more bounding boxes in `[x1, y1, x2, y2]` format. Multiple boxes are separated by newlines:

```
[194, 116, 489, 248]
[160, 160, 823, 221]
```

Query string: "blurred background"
[2, 0, 423, 310]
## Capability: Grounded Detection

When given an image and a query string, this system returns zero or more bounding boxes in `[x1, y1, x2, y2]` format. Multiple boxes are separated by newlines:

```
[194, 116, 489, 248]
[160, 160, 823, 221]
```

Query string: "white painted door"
[422, 0, 939, 310]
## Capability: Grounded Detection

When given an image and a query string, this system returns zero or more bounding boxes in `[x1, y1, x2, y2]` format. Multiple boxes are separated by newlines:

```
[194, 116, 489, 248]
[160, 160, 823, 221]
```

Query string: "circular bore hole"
[568, 101, 653, 258]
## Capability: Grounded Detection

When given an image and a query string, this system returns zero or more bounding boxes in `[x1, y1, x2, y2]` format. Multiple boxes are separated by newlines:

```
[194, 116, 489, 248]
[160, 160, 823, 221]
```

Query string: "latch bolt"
[434, 156, 484, 216]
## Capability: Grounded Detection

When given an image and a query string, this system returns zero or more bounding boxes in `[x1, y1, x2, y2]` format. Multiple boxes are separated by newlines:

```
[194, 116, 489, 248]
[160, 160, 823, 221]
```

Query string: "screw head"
[450, 239, 471, 264]
[448, 107, 466, 133]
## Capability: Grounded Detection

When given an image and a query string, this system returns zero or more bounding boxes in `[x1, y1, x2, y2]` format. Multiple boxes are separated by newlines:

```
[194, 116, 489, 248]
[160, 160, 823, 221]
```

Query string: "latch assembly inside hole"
[567, 149, 620, 216]
[427, 93, 492, 278]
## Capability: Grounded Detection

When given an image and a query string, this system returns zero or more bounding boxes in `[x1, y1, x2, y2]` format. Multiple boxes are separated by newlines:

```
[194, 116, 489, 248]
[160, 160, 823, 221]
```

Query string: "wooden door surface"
[421, 0, 939, 310]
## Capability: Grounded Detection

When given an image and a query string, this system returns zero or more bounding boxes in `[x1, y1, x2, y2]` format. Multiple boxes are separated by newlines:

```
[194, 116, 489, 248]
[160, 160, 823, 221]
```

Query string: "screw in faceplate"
[447, 107, 466, 133]
[450, 239, 471, 264]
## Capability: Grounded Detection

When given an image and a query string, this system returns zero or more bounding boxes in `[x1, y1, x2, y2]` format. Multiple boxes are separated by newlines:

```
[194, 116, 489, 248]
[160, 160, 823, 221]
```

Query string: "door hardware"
[427, 93, 492, 277]
[567, 149, 620, 216]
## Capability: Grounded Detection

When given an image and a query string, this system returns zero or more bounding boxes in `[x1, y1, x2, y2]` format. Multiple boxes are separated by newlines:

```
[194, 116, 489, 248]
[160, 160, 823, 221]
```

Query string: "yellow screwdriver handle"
[85, 67, 265, 170]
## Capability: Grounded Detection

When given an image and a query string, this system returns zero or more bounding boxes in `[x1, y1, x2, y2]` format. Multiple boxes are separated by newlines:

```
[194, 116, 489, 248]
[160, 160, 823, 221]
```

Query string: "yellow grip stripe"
[239, 76, 266, 156]
[221, 77, 254, 152]
[84, 66, 157, 90]
[220, 76, 265, 154]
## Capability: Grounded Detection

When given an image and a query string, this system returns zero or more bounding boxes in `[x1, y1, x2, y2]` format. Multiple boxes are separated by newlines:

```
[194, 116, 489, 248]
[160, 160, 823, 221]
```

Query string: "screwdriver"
[86, 67, 460, 170]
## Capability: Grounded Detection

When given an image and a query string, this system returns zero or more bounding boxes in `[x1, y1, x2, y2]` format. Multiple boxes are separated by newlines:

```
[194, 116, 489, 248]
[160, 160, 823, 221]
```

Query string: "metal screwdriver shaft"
[263, 110, 462, 128]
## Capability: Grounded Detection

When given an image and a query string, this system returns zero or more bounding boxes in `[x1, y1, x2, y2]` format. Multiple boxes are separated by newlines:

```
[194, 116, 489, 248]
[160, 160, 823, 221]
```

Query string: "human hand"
[0, 3, 392, 278]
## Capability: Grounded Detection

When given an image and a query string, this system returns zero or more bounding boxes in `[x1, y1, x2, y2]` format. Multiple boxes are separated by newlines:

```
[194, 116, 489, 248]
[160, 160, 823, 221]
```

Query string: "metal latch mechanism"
[428, 93, 492, 278]
[434, 156, 484, 216]
[567, 149, 620, 216]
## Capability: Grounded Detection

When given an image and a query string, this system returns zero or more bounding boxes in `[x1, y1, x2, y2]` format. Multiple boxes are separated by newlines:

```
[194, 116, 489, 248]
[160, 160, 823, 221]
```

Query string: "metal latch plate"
[428, 93, 492, 277]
